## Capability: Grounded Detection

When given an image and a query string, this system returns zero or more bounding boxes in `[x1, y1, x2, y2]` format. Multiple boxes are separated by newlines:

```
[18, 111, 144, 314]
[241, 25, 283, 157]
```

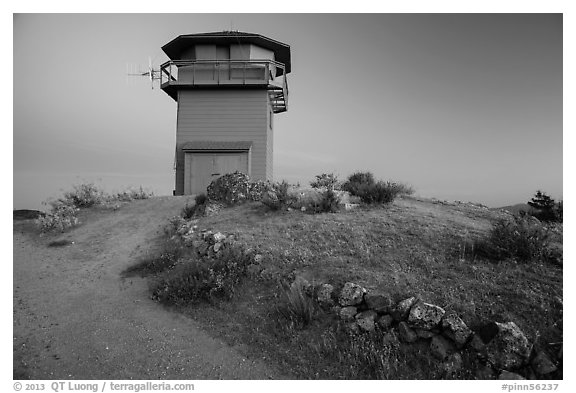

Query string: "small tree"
[527, 190, 561, 222]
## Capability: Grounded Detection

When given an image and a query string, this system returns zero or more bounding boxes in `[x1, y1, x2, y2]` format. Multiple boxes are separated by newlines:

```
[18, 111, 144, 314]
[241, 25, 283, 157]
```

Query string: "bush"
[261, 181, 298, 211]
[474, 215, 551, 263]
[63, 183, 104, 208]
[308, 188, 341, 213]
[113, 186, 153, 202]
[310, 173, 341, 190]
[151, 244, 253, 305]
[36, 199, 79, 233]
[342, 171, 413, 205]
[182, 193, 208, 219]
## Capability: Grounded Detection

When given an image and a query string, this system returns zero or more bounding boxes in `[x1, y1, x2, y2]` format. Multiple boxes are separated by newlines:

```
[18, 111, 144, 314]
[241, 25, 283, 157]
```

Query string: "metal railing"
[160, 59, 288, 112]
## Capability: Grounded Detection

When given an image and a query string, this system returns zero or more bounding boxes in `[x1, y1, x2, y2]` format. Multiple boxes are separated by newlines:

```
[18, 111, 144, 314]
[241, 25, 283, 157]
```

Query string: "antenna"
[126, 56, 161, 89]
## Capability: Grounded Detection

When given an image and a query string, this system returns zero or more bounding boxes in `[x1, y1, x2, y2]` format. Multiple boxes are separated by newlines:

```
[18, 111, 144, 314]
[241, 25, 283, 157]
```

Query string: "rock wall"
[299, 279, 560, 380]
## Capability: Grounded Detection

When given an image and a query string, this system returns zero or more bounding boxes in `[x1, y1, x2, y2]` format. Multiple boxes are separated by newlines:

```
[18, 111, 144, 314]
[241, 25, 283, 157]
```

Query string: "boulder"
[414, 328, 436, 339]
[498, 370, 525, 380]
[355, 310, 378, 332]
[468, 334, 487, 359]
[213, 242, 222, 253]
[408, 301, 445, 330]
[442, 313, 472, 347]
[364, 292, 395, 313]
[376, 314, 394, 330]
[430, 335, 455, 360]
[442, 353, 463, 376]
[391, 297, 417, 321]
[531, 351, 557, 376]
[339, 306, 358, 321]
[398, 322, 418, 343]
[316, 284, 335, 308]
[345, 322, 361, 335]
[213, 232, 226, 242]
[486, 322, 532, 370]
[475, 364, 496, 380]
[339, 282, 366, 306]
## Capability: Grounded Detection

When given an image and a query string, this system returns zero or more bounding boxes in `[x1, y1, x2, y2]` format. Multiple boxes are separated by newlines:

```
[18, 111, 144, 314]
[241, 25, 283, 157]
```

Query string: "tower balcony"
[160, 59, 289, 113]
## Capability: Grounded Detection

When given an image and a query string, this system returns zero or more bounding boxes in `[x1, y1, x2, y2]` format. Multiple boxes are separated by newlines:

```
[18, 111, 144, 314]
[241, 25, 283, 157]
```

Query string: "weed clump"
[276, 280, 317, 329]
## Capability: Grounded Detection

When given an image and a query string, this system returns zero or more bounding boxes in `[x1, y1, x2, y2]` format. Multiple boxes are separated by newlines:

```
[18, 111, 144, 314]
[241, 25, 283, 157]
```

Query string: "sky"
[13, 13, 563, 209]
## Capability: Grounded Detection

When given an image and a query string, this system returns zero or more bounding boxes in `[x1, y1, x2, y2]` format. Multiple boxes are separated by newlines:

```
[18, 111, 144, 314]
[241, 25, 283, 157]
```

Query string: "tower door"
[185, 151, 249, 195]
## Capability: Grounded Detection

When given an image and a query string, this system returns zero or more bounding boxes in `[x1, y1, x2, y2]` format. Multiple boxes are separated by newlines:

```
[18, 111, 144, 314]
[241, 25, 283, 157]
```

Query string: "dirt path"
[13, 197, 285, 380]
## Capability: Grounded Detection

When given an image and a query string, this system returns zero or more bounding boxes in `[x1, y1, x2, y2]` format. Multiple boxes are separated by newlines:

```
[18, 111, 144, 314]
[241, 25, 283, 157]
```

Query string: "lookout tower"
[159, 31, 291, 195]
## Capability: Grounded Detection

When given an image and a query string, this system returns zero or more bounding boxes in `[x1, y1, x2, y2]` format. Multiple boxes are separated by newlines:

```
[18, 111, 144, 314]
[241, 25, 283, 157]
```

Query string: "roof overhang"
[162, 32, 291, 74]
[182, 141, 253, 152]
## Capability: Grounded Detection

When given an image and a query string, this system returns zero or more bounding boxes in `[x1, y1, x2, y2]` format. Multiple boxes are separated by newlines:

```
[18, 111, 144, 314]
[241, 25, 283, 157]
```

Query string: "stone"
[408, 301, 445, 330]
[376, 314, 394, 330]
[213, 232, 227, 242]
[213, 242, 222, 252]
[442, 313, 473, 347]
[339, 306, 358, 321]
[442, 353, 463, 376]
[381, 331, 400, 346]
[486, 322, 532, 370]
[391, 297, 417, 321]
[498, 370, 525, 380]
[254, 254, 264, 263]
[430, 335, 455, 360]
[355, 310, 378, 332]
[531, 351, 557, 375]
[475, 364, 495, 380]
[317, 283, 335, 308]
[468, 333, 487, 354]
[345, 321, 361, 335]
[398, 321, 418, 343]
[414, 328, 436, 339]
[339, 282, 366, 306]
[364, 292, 395, 313]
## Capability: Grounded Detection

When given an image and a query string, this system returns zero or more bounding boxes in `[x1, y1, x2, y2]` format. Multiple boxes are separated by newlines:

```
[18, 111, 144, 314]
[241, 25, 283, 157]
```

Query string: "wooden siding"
[175, 89, 270, 194]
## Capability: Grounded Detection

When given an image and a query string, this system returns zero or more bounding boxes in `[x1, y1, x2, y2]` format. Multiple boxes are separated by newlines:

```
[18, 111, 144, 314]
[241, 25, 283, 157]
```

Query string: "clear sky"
[13, 13, 563, 209]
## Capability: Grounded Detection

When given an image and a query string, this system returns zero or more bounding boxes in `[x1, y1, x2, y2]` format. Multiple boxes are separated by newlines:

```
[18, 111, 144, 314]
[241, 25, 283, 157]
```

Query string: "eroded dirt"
[13, 196, 285, 380]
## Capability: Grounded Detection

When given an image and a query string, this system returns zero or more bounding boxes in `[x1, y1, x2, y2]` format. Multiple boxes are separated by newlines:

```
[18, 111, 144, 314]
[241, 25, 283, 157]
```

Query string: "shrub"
[182, 193, 208, 219]
[342, 171, 413, 205]
[113, 186, 153, 202]
[206, 172, 251, 205]
[308, 188, 341, 213]
[276, 280, 317, 328]
[36, 199, 79, 233]
[248, 180, 272, 201]
[151, 244, 253, 304]
[310, 173, 341, 190]
[342, 171, 375, 195]
[63, 183, 104, 208]
[181, 203, 196, 219]
[474, 215, 551, 263]
[261, 181, 298, 211]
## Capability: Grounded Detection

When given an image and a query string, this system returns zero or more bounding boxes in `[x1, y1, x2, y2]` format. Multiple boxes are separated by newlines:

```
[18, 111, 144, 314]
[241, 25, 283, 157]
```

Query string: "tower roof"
[161, 31, 291, 73]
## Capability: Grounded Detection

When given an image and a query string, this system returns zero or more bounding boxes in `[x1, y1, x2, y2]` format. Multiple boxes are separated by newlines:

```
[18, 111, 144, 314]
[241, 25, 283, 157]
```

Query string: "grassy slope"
[144, 195, 563, 379]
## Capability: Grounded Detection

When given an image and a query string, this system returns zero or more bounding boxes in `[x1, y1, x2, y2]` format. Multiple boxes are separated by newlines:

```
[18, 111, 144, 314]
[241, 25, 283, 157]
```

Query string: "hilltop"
[13, 194, 563, 379]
